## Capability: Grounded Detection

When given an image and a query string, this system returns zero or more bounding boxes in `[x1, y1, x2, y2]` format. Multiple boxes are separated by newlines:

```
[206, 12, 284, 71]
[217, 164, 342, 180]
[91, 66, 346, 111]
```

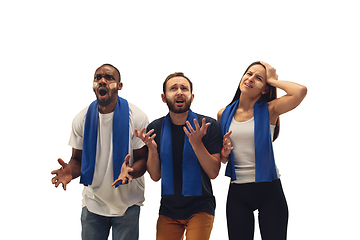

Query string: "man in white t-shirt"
[51, 64, 149, 240]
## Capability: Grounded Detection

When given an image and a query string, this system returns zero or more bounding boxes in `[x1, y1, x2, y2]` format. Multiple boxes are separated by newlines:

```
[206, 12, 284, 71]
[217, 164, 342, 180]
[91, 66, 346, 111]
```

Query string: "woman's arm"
[217, 108, 233, 164]
[262, 62, 307, 123]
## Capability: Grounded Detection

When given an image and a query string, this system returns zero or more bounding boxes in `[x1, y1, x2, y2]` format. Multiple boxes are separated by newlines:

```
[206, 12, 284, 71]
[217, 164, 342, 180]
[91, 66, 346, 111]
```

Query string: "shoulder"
[196, 113, 217, 125]
[128, 102, 147, 118]
[147, 116, 165, 130]
[217, 108, 225, 123]
[195, 113, 222, 152]
[195, 113, 221, 134]
[72, 106, 89, 125]
[70, 105, 90, 139]
[128, 102, 149, 126]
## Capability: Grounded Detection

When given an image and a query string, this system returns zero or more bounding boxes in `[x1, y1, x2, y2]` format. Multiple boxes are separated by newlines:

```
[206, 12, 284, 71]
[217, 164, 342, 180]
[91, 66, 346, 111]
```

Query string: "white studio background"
[1, 1, 359, 239]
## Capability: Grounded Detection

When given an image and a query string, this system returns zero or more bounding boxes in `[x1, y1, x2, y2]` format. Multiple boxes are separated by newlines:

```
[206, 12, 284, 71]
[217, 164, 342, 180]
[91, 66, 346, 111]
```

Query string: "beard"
[165, 96, 192, 114]
[96, 95, 114, 107]
[95, 86, 116, 107]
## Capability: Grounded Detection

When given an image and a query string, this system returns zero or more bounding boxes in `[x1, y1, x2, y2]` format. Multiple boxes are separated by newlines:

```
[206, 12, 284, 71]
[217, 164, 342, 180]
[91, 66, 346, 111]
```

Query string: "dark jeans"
[226, 179, 288, 240]
[81, 205, 140, 240]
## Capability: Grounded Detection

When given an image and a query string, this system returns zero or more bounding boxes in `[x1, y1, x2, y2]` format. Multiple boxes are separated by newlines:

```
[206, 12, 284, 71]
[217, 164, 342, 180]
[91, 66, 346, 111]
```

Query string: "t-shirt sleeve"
[202, 117, 222, 155]
[130, 104, 149, 150]
[145, 118, 163, 154]
[68, 107, 88, 150]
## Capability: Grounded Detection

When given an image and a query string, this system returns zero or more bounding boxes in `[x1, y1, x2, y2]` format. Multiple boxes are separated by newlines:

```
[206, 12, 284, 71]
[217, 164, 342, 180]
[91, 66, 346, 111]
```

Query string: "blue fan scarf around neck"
[220, 99, 278, 182]
[80, 96, 129, 188]
[160, 110, 202, 197]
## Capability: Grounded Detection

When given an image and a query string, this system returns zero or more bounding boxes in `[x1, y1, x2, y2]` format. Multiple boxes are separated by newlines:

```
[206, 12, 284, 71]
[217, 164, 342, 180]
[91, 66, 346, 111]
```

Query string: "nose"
[176, 88, 183, 96]
[98, 76, 108, 86]
[248, 75, 255, 82]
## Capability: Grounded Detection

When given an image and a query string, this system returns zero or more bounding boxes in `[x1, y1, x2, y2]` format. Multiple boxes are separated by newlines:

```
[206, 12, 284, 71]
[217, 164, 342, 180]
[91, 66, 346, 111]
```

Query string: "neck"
[98, 100, 117, 114]
[238, 94, 260, 112]
[169, 110, 189, 125]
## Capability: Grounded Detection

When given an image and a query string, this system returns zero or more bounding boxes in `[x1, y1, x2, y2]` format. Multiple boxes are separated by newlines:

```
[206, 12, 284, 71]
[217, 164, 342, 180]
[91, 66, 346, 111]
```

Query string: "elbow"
[148, 172, 161, 182]
[299, 85, 308, 99]
[292, 85, 307, 105]
[208, 165, 221, 180]
[151, 176, 161, 182]
[207, 156, 221, 179]
[220, 158, 229, 164]
[209, 173, 219, 180]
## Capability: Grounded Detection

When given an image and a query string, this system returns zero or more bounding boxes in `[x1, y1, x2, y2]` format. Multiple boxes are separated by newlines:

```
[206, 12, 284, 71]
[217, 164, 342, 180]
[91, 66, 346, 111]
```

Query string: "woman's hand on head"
[261, 61, 278, 84]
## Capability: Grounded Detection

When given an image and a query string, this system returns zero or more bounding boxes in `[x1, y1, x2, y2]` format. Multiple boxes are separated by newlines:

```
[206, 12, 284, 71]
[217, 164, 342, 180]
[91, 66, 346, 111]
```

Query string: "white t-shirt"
[229, 117, 280, 184]
[69, 102, 148, 217]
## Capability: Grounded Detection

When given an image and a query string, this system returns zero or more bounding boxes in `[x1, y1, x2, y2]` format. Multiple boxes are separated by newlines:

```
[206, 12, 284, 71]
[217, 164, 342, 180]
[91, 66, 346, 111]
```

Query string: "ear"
[191, 94, 194, 103]
[161, 93, 166, 103]
[118, 82, 123, 90]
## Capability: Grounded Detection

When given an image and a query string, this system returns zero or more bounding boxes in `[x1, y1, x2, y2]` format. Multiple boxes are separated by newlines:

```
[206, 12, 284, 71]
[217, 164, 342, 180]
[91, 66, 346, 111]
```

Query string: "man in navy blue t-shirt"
[135, 72, 222, 240]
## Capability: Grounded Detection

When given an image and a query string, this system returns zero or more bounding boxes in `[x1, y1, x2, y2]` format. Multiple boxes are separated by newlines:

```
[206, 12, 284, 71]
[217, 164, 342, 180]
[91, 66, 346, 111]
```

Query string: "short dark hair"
[99, 63, 121, 82]
[163, 72, 193, 94]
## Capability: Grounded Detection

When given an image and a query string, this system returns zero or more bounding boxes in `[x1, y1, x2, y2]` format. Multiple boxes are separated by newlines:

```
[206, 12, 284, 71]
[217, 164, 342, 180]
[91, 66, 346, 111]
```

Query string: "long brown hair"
[228, 61, 280, 141]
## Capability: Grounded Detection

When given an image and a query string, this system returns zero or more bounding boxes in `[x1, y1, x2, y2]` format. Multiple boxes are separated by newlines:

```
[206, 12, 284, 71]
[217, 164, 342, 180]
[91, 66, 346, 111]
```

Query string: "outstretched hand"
[134, 127, 157, 151]
[184, 118, 210, 147]
[51, 158, 73, 190]
[112, 154, 133, 187]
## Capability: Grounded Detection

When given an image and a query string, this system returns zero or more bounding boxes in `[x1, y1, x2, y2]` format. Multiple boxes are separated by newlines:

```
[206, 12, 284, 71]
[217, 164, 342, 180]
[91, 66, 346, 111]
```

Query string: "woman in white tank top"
[217, 61, 307, 240]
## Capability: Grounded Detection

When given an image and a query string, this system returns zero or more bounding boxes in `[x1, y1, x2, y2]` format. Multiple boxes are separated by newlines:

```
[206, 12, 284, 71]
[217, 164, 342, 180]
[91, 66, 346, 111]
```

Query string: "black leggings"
[226, 179, 288, 240]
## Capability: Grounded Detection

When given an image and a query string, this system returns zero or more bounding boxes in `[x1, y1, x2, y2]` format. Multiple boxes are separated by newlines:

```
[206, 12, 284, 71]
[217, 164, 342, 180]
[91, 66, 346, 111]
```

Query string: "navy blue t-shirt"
[146, 113, 222, 220]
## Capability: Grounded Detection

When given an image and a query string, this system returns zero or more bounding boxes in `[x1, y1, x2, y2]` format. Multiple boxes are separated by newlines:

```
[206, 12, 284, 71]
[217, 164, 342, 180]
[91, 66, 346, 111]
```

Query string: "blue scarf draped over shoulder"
[80, 96, 129, 188]
[160, 110, 202, 197]
[220, 100, 278, 182]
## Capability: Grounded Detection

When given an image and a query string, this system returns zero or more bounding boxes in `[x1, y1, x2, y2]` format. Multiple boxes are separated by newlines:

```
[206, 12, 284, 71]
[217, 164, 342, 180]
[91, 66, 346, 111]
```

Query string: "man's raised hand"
[134, 127, 157, 151]
[184, 118, 210, 147]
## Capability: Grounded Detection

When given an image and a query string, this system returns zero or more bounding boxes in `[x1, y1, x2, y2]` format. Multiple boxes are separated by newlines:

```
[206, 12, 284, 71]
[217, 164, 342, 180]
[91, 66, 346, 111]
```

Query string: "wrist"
[221, 148, 229, 159]
[190, 140, 204, 150]
[267, 78, 278, 85]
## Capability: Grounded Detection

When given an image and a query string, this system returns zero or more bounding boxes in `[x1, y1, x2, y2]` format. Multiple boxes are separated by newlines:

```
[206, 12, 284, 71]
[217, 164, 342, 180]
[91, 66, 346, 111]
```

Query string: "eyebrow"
[248, 71, 264, 80]
[169, 83, 189, 89]
[94, 73, 115, 78]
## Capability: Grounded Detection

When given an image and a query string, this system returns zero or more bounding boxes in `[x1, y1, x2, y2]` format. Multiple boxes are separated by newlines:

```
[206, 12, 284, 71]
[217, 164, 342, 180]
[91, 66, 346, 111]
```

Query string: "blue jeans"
[81, 205, 140, 240]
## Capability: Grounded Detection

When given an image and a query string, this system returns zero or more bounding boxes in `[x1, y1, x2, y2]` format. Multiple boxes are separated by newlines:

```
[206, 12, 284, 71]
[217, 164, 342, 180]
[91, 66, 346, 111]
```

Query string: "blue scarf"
[160, 110, 202, 197]
[220, 100, 278, 182]
[80, 96, 129, 188]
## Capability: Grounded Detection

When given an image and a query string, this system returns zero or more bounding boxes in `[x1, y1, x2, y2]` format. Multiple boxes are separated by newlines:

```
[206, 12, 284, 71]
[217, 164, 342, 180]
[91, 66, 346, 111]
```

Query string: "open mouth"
[175, 98, 185, 106]
[245, 83, 253, 88]
[98, 87, 108, 98]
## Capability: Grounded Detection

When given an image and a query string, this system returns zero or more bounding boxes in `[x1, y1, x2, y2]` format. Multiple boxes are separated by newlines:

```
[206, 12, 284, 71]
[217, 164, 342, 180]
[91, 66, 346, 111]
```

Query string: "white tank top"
[228, 117, 279, 184]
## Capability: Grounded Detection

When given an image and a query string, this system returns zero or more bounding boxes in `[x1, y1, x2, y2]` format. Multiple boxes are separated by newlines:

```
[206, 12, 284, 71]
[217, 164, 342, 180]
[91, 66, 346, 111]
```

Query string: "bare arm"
[51, 148, 82, 190]
[112, 146, 148, 186]
[261, 62, 307, 124]
[217, 108, 225, 123]
[184, 118, 221, 179]
[217, 109, 233, 164]
[135, 128, 161, 182]
[130, 146, 148, 178]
